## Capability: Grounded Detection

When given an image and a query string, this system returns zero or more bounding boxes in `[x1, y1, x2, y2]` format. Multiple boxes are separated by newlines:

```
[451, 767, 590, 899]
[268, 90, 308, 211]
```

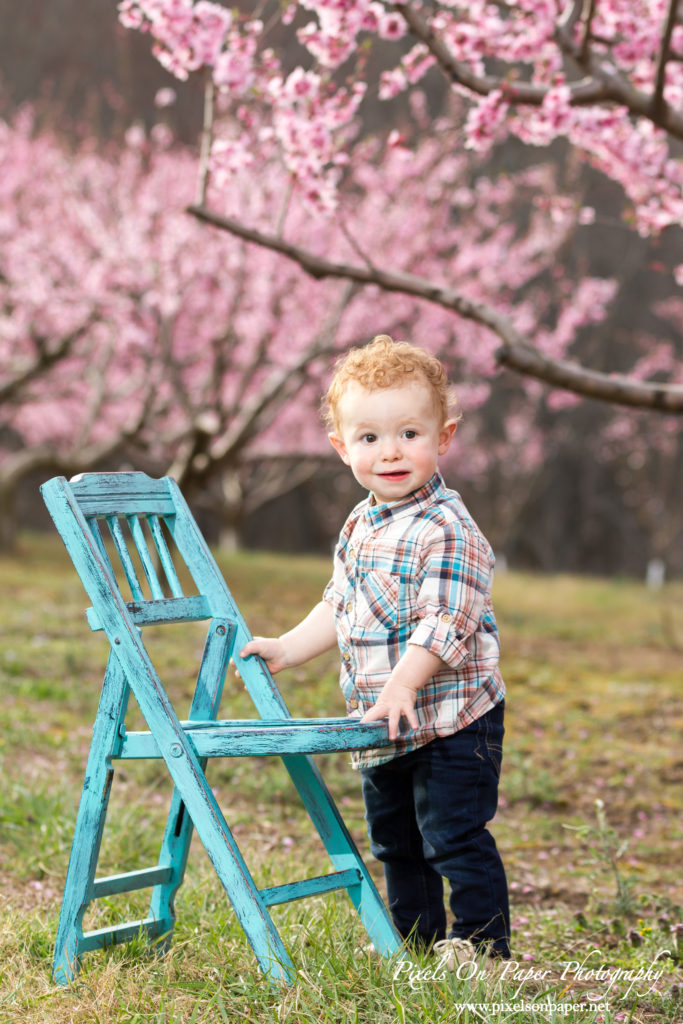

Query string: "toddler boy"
[240, 335, 510, 959]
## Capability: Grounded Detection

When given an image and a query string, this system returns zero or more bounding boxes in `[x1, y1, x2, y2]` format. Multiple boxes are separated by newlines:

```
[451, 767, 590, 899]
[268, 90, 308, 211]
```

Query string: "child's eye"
[402, 429, 418, 439]
[361, 432, 377, 444]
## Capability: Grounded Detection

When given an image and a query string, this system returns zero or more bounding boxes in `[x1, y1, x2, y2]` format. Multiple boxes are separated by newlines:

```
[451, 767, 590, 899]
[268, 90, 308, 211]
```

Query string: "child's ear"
[328, 433, 351, 465]
[438, 419, 458, 456]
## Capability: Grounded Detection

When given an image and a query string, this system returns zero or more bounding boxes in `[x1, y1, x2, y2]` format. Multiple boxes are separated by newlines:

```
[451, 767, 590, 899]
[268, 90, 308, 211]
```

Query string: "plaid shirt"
[323, 472, 505, 768]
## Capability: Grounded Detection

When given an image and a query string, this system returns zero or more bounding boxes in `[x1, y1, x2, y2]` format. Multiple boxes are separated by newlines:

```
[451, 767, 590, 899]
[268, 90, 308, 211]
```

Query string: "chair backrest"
[40, 472, 289, 718]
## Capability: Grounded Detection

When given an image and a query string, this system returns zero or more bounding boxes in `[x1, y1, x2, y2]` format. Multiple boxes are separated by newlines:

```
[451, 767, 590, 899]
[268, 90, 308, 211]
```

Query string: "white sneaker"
[433, 937, 477, 970]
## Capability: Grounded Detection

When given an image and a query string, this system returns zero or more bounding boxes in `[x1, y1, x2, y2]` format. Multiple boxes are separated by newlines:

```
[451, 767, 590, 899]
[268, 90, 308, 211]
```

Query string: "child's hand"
[239, 637, 289, 675]
[360, 645, 444, 740]
[361, 679, 420, 741]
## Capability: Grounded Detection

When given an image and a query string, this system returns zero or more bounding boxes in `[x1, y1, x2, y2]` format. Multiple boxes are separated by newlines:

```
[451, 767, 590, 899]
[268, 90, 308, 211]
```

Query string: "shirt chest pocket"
[352, 570, 401, 633]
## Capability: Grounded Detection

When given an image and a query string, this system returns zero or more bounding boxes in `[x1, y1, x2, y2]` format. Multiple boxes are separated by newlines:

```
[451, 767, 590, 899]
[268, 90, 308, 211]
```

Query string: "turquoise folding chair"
[40, 472, 400, 985]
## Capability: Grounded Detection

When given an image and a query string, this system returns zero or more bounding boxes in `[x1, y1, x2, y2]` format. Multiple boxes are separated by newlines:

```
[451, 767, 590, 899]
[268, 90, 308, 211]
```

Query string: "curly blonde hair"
[324, 334, 458, 431]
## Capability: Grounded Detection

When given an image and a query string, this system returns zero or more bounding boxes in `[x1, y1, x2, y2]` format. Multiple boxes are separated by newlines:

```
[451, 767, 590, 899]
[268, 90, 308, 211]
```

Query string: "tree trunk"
[0, 483, 18, 551]
[218, 467, 246, 551]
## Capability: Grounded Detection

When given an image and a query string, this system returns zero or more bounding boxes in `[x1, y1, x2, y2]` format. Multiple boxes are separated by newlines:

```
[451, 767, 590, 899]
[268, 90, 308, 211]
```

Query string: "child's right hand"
[239, 637, 289, 675]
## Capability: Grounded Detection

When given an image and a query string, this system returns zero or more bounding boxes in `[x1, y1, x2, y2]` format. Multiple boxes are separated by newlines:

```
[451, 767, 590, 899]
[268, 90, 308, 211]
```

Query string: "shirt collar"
[363, 472, 446, 529]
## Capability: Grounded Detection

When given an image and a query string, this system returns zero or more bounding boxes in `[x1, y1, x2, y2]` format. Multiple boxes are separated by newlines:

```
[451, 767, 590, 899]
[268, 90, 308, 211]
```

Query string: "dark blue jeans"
[361, 701, 510, 958]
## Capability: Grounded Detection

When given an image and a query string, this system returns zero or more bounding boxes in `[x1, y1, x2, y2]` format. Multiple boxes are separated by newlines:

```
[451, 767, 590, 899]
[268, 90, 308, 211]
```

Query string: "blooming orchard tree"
[0, 109, 153, 546]
[595, 297, 683, 566]
[0, 111, 356, 544]
[119, 0, 683, 412]
[1, 107, 608, 546]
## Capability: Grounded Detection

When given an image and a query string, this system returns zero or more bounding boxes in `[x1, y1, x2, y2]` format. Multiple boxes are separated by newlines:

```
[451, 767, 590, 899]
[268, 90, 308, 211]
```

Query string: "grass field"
[0, 536, 681, 1023]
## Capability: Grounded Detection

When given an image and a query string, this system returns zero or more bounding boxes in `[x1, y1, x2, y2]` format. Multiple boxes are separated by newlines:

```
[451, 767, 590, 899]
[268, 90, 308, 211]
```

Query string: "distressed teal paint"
[40, 472, 402, 987]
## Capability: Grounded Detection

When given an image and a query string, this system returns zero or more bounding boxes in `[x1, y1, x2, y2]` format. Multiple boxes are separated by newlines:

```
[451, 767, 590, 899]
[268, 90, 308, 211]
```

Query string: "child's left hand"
[361, 679, 420, 741]
[359, 644, 447, 741]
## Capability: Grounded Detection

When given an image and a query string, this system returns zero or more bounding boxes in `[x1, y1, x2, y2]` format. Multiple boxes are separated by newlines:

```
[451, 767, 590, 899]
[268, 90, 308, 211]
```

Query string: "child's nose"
[380, 438, 401, 459]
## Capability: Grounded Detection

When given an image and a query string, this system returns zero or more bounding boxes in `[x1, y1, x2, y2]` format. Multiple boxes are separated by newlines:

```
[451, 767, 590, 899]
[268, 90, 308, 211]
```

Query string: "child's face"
[328, 380, 457, 504]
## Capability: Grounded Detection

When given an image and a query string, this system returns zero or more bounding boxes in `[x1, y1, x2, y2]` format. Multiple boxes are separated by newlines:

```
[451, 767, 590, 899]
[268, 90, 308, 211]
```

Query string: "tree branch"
[196, 70, 215, 207]
[0, 427, 139, 489]
[242, 457, 320, 515]
[556, 0, 586, 36]
[578, 0, 597, 62]
[210, 282, 356, 461]
[0, 318, 95, 403]
[398, 2, 683, 139]
[398, 3, 602, 106]
[653, 0, 679, 116]
[189, 203, 683, 413]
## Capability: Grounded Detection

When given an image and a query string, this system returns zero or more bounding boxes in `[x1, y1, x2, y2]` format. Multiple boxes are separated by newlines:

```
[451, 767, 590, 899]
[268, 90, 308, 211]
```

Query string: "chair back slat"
[86, 516, 118, 581]
[41, 471, 287, 715]
[127, 515, 165, 600]
[107, 515, 145, 601]
[43, 474, 196, 631]
[147, 515, 184, 599]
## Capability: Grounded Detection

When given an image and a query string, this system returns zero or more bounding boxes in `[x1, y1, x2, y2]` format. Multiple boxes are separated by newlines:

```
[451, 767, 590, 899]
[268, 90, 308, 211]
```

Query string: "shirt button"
[342, 651, 351, 661]
[348, 699, 359, 709]
[348, 548, 355, 560]
[440, 612, 453, 623]
[345, 602, 353, 613]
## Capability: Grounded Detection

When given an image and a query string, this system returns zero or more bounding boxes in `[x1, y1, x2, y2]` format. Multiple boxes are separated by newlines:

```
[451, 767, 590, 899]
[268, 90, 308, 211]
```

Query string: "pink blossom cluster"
[119, 0, 682, 231]
[119, 0, 367, 210]
[512, 99, 683, 236]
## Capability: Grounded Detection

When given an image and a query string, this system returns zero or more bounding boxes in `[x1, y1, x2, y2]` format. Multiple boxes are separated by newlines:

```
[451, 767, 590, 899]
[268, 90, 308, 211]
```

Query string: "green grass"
[0, 536, 681, 1023]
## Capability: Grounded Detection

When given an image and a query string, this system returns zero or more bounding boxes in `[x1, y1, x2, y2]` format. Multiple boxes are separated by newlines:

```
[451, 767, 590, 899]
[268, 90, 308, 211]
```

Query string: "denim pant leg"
[414, 703, 510, 957]
[361, 753, 447, 948]
[361, 702, 510, 958]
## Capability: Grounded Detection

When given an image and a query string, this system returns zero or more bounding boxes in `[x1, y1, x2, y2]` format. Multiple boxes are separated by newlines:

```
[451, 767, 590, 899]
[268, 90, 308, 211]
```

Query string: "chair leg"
[53, 655, 130, 984]
[147, 619, 296, 982]
[283, 755, 401, 956]
[149, 619, 233, 944]
[147, 787, 189, 949]
[155, 746, 297, 983]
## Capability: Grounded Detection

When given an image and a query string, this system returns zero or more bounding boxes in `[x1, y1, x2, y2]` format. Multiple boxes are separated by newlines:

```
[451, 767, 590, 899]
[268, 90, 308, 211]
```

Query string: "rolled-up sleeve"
[408, 520, 492, 668]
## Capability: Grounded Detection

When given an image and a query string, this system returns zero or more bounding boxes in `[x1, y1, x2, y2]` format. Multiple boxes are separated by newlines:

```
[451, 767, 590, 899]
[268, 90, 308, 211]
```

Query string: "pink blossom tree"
[0, 110, 153, 546]
[1, 103, 612, 548]
[0, 111, 349, 545]
[118, 0, 683, 412]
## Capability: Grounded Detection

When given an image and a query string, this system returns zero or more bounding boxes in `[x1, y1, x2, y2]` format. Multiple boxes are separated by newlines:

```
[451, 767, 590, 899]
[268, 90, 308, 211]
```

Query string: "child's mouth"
[380, 471, 409, 480]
